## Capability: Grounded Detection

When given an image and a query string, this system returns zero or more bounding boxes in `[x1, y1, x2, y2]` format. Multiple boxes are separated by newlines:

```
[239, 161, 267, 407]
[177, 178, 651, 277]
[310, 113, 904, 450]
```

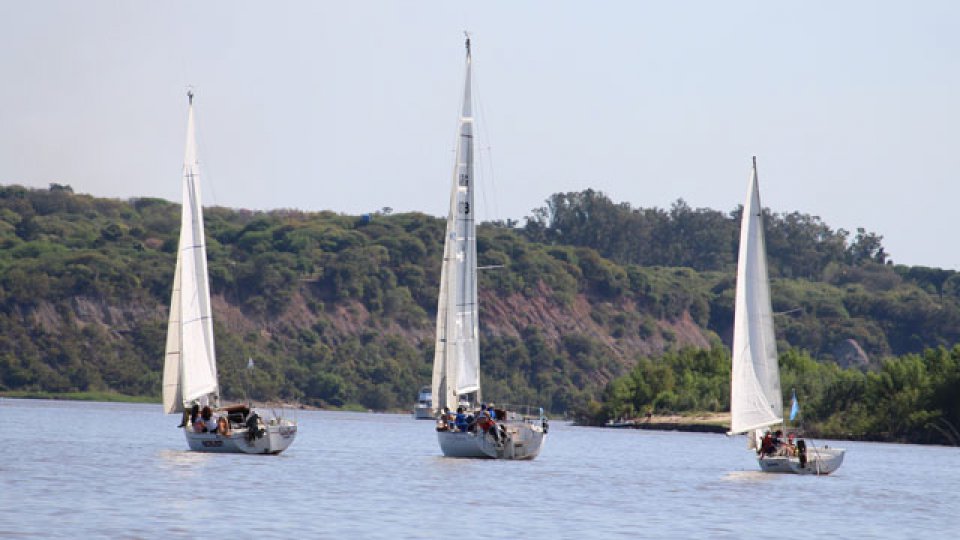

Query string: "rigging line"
[190, 97, 221, 209]
[471, 45, 502, 225]
[447, 43, 470, 201]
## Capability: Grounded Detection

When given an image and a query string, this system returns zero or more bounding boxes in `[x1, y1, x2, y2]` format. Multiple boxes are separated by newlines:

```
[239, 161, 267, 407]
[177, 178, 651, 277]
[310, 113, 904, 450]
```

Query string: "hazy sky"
[1, 1, 958, 268]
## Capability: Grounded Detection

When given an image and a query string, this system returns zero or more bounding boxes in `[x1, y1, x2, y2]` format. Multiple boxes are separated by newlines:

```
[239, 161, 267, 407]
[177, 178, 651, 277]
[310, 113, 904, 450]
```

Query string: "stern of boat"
[436, 406, 548, 460]
[437, 430, 495, 458]
[183, 411, 297, 455]
[498, 421, 546, 460]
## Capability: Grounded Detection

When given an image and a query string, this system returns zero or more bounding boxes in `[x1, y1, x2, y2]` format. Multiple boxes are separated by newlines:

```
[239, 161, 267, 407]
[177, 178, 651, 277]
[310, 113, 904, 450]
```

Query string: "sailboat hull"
[184, 422, 297, 455]
[438, 422, 545, 460]
[757, 446, 845, 475]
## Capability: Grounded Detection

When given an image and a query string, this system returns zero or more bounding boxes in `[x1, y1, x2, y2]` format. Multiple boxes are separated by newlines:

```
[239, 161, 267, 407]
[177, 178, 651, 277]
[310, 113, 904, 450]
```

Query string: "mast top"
[464, 31, 471, 57]
[752, 155, 757, 168]
[187, 88, 194, 106]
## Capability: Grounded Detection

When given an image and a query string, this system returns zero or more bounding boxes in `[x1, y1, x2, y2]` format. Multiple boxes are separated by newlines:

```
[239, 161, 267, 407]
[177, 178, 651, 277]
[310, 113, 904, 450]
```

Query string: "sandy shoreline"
[602, 412, 730, 433]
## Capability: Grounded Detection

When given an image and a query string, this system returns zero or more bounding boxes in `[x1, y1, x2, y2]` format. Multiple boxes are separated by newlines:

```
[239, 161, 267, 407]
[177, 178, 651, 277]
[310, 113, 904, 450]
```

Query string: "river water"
[1, 398, 958, 538]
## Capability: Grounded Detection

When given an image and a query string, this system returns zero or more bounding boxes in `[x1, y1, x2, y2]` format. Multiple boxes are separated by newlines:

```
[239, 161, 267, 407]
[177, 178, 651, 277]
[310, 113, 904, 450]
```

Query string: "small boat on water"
[162, 91, 297, 454]
[413, 386, 434, 420]
[430, 35, 547, 460]
[728, 157, 844, 474]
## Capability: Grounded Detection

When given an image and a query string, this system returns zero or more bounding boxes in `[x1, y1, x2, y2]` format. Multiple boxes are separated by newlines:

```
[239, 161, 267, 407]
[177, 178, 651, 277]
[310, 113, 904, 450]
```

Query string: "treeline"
[523, 189, 960, 360]
[524, 189, 889, 277]
[1, 183, 960, 427]
[581, 346, 960, 445]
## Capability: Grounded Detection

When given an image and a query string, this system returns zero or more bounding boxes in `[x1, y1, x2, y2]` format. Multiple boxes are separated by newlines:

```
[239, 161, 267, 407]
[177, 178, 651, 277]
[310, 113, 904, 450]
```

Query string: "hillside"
[2, 184, 960, 426]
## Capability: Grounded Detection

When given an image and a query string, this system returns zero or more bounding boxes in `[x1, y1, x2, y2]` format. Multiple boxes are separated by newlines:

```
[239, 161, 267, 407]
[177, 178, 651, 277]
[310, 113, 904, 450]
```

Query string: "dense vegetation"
[581, 346, 960, 445]
[526, 190, 960, 360]
[1, 184, 959, 444]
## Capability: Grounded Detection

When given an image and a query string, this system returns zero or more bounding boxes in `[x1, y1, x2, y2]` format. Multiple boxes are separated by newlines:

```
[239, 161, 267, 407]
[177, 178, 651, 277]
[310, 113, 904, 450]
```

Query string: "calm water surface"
[2, 398, 958, 538]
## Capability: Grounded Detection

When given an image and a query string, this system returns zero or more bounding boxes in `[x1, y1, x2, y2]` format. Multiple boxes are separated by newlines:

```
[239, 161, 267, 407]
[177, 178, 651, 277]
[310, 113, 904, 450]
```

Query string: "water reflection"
[720, 470, 778, 483]
[156, 448, 211, 477]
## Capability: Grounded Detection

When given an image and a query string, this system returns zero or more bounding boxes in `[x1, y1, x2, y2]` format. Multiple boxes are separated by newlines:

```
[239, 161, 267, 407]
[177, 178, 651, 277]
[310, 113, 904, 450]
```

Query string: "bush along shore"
[577, 347, 960, 446]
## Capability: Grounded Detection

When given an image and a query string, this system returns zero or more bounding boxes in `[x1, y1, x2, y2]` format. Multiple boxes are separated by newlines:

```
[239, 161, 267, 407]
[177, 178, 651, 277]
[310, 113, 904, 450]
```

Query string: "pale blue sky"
[1, 1, 958, 268]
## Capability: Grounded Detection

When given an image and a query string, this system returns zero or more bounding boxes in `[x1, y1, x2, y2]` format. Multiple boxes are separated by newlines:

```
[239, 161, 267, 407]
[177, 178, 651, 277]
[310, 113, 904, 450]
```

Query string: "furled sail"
[163, 92, 219, 413]
[432, 37, 480, 412]
[729, 157, 783, 434]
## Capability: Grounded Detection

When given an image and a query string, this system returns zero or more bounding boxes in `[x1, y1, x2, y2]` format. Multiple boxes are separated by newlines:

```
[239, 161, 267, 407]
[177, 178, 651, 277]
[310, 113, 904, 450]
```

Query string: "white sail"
[162, 93, 219, 413]
[162, 248, 183, 413]
[432, 37, 480, 412]
[729, 157, 783, 434]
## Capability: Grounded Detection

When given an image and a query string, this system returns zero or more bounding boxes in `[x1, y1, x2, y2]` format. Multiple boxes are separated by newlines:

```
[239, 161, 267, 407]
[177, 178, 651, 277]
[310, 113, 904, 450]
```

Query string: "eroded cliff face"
[226, 280, 714, 368]
[15, 278, 715, 395]
[27, 297, 164, 336]
[480, 286, 712, 360]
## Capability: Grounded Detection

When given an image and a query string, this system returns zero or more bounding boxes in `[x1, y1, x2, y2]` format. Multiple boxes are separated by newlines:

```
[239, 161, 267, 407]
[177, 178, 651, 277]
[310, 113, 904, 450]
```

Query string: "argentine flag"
[789, 390, 800, 421]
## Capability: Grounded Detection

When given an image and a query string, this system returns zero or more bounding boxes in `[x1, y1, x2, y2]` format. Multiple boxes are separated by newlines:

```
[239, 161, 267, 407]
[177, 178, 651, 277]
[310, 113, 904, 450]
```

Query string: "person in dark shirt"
[759, 431, 775, 456]
[772, 430, 784, 451]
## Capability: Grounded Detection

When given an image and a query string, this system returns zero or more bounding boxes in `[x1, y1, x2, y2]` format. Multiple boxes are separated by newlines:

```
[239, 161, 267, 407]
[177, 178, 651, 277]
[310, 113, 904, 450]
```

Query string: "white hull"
[438, 421, 545, 460]
[413, 406, 435, 420]
[184, 422, 297, 455]
[757, 446, 845, 475]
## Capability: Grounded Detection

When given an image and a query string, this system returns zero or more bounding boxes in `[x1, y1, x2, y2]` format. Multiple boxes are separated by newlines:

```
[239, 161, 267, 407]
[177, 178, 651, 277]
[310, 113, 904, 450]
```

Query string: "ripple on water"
[1, 400, 959, 538]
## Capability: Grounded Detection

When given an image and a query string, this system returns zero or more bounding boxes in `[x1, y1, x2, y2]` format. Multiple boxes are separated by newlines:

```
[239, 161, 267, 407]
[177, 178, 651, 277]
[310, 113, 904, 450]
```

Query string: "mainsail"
[432, 36, 480, 412]
[162, 92, 219, 414]
[729, 157, 783, 434]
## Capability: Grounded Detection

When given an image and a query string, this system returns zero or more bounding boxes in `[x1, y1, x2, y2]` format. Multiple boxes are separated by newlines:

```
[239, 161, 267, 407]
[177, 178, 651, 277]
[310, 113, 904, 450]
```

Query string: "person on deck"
[194, 406, 217, 433]
[216, 416, 231, 436]
[772, 430, 784, 453]
[785, 432, 797, 456]
[759, 431, 775, 456]
[436, 408, 451, 431]
[455, 407, 468, 432]
[440, 407, 454, 429]
[477, 409, 500, 444]
[180, 403, 200, 428]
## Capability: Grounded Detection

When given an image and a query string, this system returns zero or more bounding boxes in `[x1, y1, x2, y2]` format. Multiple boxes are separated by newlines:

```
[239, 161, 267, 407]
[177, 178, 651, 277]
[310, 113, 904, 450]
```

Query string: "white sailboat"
[162, 91, 297, 454]
[431, 36, 547, 460]
[729, 157, 844, 474]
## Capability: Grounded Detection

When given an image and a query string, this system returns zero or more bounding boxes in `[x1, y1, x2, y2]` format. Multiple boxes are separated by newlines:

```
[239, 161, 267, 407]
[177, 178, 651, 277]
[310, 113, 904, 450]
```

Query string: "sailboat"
[162, 91, 297, 454]
[728, 157, 844, 474]
[431, 36, 547, 460]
